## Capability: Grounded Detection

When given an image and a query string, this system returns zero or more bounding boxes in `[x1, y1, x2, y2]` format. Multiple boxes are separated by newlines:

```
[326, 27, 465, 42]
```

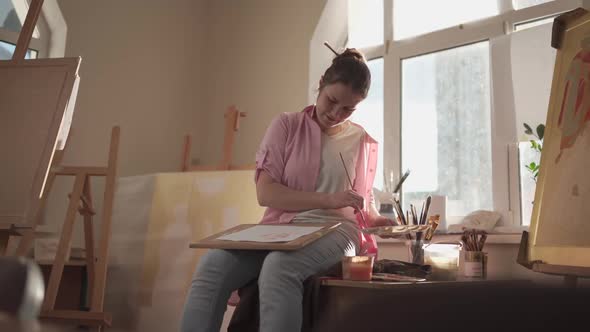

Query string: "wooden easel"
[181, 105, 255, 171]
[515, 8, 590, 289]
[24, 126, 119, 331]
[7, 124, 119, 331]
[517, 231, 590, 288]
[4, 1, 117, 329]
[0, 0, 47, 257]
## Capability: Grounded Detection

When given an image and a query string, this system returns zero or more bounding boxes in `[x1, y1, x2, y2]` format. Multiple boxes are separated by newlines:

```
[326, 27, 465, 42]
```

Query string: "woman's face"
[315, 82, 365, 131]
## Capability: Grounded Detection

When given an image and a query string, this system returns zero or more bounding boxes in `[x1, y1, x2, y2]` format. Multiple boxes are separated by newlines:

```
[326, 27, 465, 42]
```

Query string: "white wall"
[42, 0, 209, 245]
[57, 0, 207, 176]
[197, 0, 326, 166]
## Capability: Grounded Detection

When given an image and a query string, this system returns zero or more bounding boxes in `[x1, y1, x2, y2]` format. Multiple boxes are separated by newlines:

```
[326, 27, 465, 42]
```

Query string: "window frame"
[347, 0, 580, 227]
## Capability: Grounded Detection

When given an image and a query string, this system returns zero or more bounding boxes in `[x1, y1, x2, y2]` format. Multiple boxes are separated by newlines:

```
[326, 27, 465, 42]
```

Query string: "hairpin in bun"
[323, 41, 339, 56]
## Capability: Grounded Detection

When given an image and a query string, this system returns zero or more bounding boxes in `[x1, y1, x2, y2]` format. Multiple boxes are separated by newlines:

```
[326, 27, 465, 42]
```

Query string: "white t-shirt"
[294, 121, 364, 224]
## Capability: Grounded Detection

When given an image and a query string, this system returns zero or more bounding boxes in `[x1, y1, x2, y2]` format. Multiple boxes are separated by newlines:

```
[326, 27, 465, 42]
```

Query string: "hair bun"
[333, 48, 366, 64]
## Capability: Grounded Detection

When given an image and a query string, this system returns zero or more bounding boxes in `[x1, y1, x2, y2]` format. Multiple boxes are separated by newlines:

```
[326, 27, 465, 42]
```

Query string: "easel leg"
[15, 164, 59, 257]
[90, 126, 119, 312]
[42, 173, 86, 311]
[82, 175, 96, 307]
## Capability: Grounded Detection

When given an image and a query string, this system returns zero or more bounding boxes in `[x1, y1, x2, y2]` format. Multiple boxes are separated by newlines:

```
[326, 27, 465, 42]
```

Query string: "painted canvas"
[529, 9, 590, 267]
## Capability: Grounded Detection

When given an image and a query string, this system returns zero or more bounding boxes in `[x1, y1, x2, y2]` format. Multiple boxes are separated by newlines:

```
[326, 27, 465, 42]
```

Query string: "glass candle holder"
[423, 242, 461, 281]
[342, 256, 375, 281]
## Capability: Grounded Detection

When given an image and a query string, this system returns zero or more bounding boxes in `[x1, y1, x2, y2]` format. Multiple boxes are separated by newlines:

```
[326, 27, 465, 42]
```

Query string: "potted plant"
[523, 123, 545, 182]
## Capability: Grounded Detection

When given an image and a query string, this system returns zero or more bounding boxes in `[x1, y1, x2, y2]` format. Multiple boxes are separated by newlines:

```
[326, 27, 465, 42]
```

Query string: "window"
[0, 39, 37, 59]
[350, 58, 384, 190]
[394, 0, 498, 40]
[401, 41, 492, 215]
[330, 0, 579, 227]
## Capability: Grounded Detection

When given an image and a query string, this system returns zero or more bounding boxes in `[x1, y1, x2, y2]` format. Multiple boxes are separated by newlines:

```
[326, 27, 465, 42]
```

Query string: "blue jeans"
[180, 225, 358, 332]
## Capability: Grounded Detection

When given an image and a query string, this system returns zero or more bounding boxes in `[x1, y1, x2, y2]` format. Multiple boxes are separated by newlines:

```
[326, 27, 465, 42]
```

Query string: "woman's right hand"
[326, 190, 364, 210]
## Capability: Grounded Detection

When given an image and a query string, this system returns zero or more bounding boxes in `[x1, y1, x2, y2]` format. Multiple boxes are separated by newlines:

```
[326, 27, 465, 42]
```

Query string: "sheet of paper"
[217, 225, 323, 242]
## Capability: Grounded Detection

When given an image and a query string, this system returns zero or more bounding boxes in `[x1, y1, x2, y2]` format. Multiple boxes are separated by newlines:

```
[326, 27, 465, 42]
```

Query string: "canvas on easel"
[0, 0, 79, 232]
[0, 57, 80, 229]
[519, 7, 590, 284]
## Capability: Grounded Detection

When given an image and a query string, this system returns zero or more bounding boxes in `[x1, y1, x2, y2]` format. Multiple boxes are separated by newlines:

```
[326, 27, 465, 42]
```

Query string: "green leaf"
[529, 162, 537, 169]
[537, 124, 545, 140]
[530, 140, 538, 149]
[524, 123, 533, 135]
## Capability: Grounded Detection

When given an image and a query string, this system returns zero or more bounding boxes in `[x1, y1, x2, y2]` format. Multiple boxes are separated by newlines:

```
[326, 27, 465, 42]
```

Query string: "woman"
[181, 47, 392, 332]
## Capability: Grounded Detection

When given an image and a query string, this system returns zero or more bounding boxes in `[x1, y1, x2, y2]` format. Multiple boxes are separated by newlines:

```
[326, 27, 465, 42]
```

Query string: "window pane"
[394, 0, 498, 40]
[0, 0, 21, 33]
[519, 141, 540, 226]
[348, 0, 383, 48]
[401, 41, 492, 217]
[350, 58, 384, 190]
[0, 39, 36, 59]
[513, 0, 553, 10]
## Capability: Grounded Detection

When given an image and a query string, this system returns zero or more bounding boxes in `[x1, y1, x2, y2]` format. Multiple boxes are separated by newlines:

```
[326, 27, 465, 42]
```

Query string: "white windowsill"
[376, 229, 527, 245]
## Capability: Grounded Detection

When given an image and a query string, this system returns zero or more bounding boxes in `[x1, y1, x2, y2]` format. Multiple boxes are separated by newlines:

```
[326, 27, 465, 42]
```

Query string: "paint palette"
[362, 225, 430, 238]
[371, 273, 426, 282]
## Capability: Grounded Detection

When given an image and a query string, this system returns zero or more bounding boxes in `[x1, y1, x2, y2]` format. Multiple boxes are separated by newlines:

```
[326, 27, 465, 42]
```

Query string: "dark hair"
[319, 48, 371, 98]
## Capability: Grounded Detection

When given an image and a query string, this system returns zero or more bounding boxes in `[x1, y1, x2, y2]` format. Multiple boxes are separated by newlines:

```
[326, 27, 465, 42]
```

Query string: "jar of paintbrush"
[399, 197, 432, 265]
[460, 229, 488, 279]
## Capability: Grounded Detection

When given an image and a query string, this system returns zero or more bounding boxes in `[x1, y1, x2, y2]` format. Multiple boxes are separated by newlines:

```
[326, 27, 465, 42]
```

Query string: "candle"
[423, 243, 461, 281]
[348, 264, 372, 280]
[342, 256, 374, 281]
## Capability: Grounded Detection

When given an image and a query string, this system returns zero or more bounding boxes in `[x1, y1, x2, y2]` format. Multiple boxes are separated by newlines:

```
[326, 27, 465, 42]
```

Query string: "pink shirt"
[255, 105, 379, 255]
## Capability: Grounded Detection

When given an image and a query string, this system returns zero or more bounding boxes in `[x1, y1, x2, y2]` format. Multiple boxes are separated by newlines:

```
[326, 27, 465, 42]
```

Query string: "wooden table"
[314, 278, 542, 332]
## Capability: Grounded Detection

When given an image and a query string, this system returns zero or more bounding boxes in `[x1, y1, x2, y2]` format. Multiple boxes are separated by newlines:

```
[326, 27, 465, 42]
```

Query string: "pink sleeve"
[255, 113, 288, 183]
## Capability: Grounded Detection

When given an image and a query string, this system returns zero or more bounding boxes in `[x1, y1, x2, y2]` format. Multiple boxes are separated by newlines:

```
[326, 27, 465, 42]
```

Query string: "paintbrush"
[478, 233, 488, 251]
[393, 169, 410, 193]
[424, 215, 440, 241]
[339, 153, 369, 227]
[419, 201, 425, 226]
[422, 196, 431, 225]
[393, 197, 406, 225]
[406, 213, 412, 240]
